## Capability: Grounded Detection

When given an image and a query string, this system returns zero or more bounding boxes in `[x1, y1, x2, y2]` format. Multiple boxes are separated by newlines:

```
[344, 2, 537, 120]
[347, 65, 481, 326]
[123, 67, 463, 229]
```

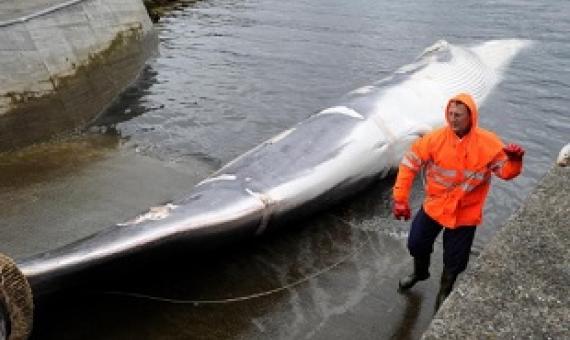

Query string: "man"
[392, 93, 524, 311]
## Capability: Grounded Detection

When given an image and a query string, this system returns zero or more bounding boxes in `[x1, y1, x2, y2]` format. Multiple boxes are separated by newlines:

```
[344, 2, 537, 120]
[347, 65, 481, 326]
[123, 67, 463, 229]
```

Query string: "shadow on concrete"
[390, 291, 424, 340]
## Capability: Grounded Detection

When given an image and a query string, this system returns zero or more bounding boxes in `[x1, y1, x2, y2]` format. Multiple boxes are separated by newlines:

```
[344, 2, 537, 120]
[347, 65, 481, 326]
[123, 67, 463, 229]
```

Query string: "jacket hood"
[445, 93, 478, 132]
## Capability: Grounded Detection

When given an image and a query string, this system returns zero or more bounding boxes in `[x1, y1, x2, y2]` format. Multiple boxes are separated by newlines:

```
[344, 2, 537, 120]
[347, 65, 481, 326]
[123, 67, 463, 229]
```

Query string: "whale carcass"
[16, 39, 530, 296]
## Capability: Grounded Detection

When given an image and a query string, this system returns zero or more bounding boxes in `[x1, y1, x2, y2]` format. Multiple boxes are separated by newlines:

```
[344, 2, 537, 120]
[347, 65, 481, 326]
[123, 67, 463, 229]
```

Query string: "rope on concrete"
[0, 253, 33, 340]
[0, 0, 89, 27]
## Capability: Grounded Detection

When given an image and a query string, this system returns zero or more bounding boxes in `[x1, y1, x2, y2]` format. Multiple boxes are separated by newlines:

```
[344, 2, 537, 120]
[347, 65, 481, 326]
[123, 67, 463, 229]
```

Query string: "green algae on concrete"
[423, 165, 570, 339]
[3, 24, 143, 104]
[0, 24, 155, 151]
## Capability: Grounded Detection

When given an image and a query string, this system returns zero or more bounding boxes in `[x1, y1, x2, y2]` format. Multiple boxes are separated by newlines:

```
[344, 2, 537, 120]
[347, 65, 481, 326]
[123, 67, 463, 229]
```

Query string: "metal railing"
[0, 0, 90, 27]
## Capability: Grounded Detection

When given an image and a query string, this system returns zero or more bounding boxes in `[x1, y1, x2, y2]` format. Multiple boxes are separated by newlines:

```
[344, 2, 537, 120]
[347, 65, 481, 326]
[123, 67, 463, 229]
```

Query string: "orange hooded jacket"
[393, 93, 522, 228]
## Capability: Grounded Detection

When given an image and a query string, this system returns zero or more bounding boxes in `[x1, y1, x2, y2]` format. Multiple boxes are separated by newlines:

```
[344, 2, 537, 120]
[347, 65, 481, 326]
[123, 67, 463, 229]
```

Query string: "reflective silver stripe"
[401, 157, 419, 171]
[401, 151, 423, 171]
[432, 176, 454, 189]
[460, 182, 477, 192]
[460, 176, 491, 192]
[426, 162, 456, 187]
[430, 163, 457, 177]
[429, 171, 455, 189]
[488, 159, 506, 171]
[426, 163, 492, 192]
[464, 169, 488, 181]
[406, 151, 423, 166]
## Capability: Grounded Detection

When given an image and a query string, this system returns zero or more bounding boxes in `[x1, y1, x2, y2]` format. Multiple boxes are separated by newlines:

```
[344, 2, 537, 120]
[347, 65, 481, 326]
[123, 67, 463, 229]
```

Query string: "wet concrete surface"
[0, 135, 213, 259]
[0, 135, 449, 339]
[31, 215, 442, 339]
[424, 166, 569, 339]
[28, 212, 445, 339]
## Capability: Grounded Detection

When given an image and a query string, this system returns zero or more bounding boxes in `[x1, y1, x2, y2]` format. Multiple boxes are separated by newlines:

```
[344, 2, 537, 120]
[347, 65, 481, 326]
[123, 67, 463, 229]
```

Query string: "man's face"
[447, 101, 471, 137]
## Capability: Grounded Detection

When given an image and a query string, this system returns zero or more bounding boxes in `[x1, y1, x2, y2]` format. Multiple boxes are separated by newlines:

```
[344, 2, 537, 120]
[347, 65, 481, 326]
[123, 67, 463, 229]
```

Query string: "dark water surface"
[1, 0, 568, 339]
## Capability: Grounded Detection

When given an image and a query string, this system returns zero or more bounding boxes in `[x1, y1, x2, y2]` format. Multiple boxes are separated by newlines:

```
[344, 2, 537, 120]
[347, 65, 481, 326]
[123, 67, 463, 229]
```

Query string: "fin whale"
[16, 39, 531, 296]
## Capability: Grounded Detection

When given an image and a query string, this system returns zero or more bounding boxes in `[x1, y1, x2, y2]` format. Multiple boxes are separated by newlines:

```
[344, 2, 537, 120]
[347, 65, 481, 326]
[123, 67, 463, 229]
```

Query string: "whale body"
[17, 39, 530, 296]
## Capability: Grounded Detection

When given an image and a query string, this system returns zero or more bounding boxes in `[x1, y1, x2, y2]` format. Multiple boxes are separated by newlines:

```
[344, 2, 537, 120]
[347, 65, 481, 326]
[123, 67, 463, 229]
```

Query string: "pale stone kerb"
[422, 166, 570, 339]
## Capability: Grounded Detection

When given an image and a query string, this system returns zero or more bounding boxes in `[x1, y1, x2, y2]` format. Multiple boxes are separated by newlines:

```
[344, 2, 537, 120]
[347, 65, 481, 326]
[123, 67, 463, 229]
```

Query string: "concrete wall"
[0, 0, 157, 151]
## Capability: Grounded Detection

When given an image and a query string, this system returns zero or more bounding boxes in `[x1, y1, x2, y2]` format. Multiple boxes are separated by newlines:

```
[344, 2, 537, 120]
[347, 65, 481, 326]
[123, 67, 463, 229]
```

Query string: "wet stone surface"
[424, 166, 570, 339]
[0, 136, 443, 340]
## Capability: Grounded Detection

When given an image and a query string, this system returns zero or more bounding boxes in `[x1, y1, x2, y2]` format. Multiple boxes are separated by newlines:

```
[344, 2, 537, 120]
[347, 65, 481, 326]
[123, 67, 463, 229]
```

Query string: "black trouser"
[0, 298, 9, 339]
[407, 207, 476, 275]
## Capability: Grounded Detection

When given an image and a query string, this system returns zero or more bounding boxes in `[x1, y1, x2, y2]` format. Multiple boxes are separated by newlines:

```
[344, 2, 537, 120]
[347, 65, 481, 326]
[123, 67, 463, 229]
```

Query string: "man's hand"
[503, 143, 525, 161]
[393, 201, 411, 221]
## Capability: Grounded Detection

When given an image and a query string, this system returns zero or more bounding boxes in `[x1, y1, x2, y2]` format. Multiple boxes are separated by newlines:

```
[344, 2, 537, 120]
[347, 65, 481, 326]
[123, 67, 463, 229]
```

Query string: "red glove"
[503, 143, 525, 161]
[393, 201, 411, 221]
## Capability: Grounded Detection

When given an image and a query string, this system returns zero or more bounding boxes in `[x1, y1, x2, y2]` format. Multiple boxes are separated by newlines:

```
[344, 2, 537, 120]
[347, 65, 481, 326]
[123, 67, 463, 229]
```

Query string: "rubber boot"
[434, 269, 457, 313]
[398, 256, 430, 292]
